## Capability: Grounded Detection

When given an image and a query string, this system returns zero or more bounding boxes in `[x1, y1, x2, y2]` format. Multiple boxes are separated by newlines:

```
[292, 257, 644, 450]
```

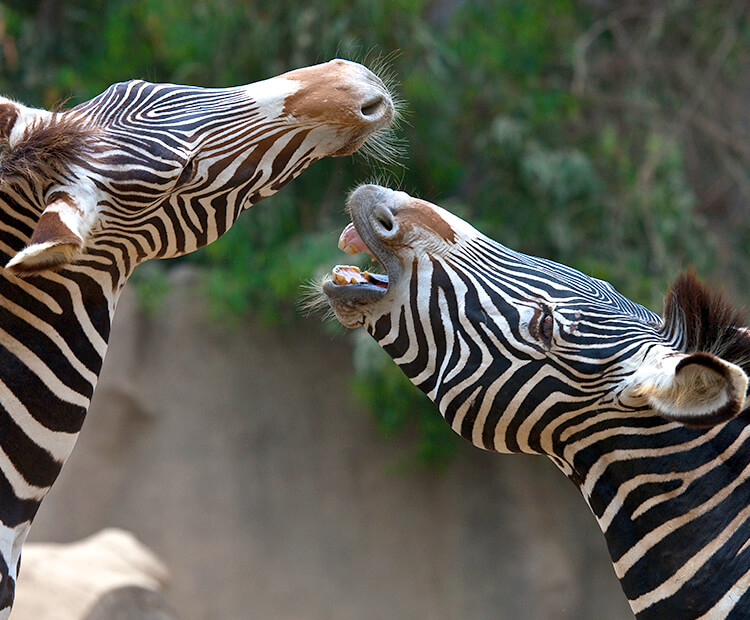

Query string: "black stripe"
[0, 399, 65, 488]
[634, 500, 750, 618]
[0, 358, 86, 434]
[398, 266, 430, 380]
[370, 312, 392, 342]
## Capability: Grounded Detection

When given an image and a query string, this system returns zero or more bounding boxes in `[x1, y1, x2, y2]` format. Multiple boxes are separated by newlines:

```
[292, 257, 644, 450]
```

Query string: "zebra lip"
[322, 275, 388, 304]
[364, 271, 389, 287]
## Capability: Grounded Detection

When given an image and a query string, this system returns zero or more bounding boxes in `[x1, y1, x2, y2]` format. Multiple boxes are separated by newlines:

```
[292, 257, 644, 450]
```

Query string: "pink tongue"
[338, 223, 371, 255]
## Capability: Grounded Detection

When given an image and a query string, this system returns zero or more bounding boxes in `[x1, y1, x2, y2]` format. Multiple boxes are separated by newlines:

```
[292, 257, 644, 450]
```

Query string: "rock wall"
[27, 270, 632, 619]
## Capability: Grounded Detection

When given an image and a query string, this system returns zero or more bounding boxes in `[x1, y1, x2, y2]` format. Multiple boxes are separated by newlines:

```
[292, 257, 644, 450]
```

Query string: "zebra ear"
[5, 190, 95, 276]
[631, 351, 748, 427]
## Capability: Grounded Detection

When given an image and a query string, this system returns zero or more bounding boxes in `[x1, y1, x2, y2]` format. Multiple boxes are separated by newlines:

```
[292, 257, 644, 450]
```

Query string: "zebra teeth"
[330, 265, 389, 290]
[332, 265, 368, 285]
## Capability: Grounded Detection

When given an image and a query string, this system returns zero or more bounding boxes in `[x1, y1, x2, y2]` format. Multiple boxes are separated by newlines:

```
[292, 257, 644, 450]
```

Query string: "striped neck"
[0, 261, 116, 612]
[560, 416, 750, 618]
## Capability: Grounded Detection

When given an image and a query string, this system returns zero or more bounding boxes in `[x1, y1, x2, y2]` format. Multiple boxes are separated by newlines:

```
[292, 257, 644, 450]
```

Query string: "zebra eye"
[539, 309, 554, 346]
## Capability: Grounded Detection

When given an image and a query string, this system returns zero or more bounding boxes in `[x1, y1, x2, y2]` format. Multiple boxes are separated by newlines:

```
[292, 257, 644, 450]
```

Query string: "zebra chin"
[321, 278, 388, 328]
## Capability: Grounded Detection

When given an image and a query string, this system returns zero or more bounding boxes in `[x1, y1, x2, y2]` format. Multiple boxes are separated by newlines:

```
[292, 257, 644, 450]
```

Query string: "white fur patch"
[628, 348, 748, 423]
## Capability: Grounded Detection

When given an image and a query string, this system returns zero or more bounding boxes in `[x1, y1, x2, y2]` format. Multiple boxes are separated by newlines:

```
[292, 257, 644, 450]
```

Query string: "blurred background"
[1, 0, 748, 618]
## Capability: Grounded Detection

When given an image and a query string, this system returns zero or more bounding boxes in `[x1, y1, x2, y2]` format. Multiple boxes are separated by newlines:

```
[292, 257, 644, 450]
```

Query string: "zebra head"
[0, 60, 396, 280]
[323, 184, 750, 458]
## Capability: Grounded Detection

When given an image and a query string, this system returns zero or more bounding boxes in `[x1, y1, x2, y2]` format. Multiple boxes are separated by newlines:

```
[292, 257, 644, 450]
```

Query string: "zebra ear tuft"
[631, 351, 748, 427]
[5, 191, 94, 276]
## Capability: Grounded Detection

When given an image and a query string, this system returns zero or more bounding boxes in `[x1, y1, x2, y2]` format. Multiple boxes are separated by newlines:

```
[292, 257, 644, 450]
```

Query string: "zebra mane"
[661, 270, 750, 374]
[0, 114, 100, 183]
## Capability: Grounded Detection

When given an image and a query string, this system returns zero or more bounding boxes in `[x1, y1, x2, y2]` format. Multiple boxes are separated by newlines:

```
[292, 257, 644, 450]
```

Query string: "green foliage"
[0, 0, 745, 468]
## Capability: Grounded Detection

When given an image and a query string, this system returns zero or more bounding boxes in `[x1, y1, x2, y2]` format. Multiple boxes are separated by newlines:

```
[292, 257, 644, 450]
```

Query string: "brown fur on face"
[281, 60, 395, 157]
[661, 269, 750, 377]
[0, 114, 100, 183]
[282, 60, 382, 124]
[398, 199, 458, 245]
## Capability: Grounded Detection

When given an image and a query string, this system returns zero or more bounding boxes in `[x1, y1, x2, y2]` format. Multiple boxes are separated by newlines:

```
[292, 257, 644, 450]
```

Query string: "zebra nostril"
[361, 95, 386, 118]
[373, 205, 396, 236]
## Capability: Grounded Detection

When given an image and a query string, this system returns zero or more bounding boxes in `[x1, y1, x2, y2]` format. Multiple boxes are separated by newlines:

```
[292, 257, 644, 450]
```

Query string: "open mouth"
[323, 222, 389, 302]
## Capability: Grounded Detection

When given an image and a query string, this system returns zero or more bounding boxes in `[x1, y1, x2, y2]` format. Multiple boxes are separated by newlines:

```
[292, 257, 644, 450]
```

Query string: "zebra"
[322, 184, 750, 619]
[0, 60, 396, 615]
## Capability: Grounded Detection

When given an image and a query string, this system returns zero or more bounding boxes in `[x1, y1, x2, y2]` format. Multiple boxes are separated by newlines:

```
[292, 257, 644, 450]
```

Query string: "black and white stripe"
[324, 185, 750, 618]
[0, 60, 395, 616]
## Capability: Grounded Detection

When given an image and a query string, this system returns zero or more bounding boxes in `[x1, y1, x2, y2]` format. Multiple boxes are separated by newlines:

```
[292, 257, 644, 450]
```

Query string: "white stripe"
[0, 295, 98, 385]
[571, 425, 721, 531]
[597, 430, 748, 531]
[0, 444, 48, 502]
[614, 458, 750, 579]
[695, 565, 750, 619]
[0, 379, 79, 462]
[44, 272, 110, 357]
[0, 277, 63, 315]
